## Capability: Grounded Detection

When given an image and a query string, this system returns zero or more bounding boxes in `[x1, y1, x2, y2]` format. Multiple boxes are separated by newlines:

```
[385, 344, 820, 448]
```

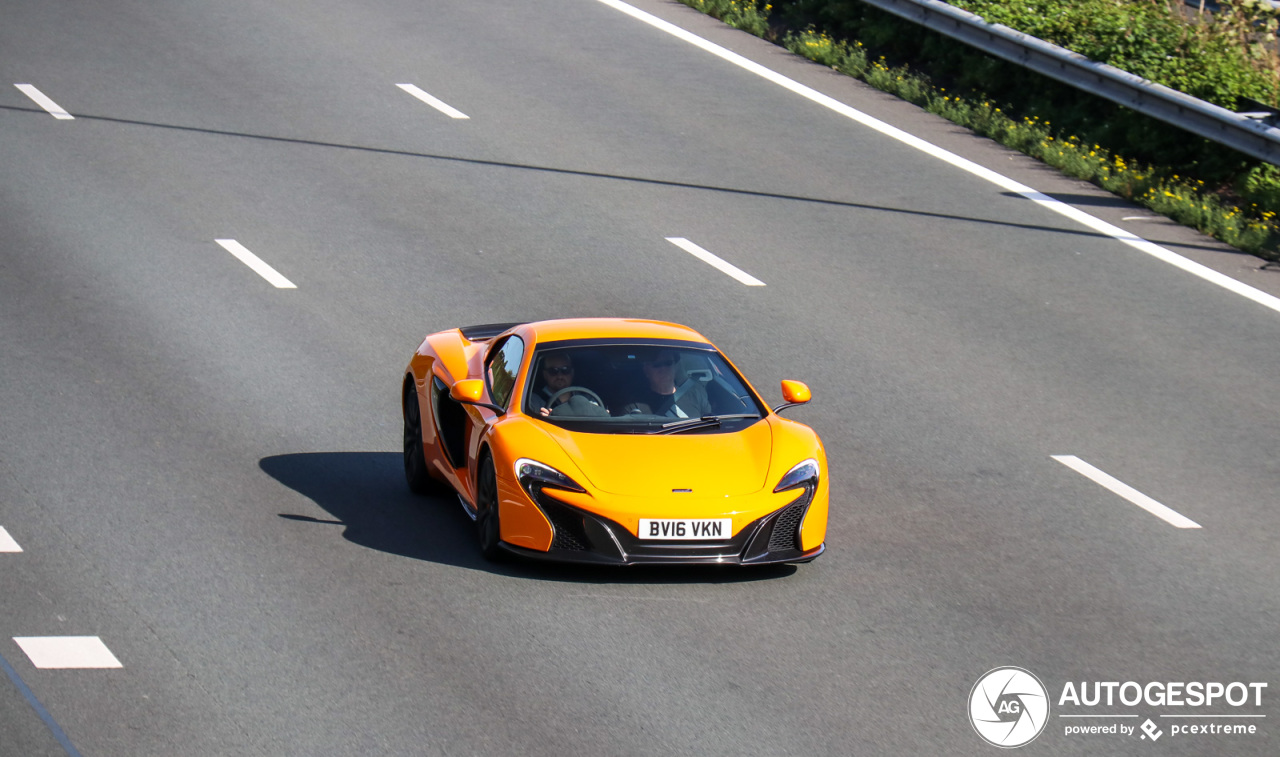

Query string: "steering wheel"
[546, 386, 605, 411]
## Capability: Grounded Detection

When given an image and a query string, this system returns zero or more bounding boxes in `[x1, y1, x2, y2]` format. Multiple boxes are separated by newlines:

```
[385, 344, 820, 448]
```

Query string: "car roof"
[524, 318, 711, 345]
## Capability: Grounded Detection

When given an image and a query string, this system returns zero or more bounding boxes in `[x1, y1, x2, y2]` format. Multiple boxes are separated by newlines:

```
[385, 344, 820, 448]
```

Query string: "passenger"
[629, 350, 712, 418]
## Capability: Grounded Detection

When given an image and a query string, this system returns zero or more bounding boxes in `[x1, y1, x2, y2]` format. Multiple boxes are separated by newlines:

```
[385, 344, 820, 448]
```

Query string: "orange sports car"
[402, 318, 827, 565]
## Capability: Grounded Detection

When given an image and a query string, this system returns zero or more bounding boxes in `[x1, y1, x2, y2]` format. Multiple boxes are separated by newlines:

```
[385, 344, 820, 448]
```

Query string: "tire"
[403, 380, 433, 495]
[475, 454, 505, 562]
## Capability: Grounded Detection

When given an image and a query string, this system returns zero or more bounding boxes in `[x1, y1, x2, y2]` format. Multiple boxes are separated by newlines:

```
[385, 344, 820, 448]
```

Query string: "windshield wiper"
[653, 414, 759, 435]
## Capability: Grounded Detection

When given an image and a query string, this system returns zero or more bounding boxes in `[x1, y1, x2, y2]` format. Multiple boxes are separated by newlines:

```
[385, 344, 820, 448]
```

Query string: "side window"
[485, 336, 525, 410]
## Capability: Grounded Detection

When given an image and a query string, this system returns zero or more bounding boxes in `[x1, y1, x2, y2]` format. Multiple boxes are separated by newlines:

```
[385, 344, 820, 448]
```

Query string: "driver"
[532, 352, 606, 417]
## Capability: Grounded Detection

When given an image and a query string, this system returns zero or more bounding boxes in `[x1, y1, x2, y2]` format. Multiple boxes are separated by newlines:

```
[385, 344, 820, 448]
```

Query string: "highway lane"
[1, 0, 1277, 754]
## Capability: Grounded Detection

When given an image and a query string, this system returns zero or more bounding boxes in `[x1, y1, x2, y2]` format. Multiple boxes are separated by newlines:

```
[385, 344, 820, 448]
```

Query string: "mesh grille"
[768, 498, 808, 552]
[542, 498, 590, 551]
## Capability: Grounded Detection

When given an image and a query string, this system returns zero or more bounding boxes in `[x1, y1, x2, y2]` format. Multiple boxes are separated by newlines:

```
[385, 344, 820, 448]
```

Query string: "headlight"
[515, 458, 586, 493]
[773, 458, 819, 493]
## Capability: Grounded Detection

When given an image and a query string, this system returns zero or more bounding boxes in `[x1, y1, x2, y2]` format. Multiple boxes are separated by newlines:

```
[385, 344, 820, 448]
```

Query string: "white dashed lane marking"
[13, 637, 123, 669]
[396, 83, 470, 119]
[665, 237, 765, 286]
[14, 84, 74, 119]
[215, 239, 297, 289]
[0, 527, 20, 552]
[1052, 455, 1202, 529]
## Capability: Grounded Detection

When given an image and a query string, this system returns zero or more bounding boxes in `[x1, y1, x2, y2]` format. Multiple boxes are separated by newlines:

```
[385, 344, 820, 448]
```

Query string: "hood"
[540, 421, 774, 496]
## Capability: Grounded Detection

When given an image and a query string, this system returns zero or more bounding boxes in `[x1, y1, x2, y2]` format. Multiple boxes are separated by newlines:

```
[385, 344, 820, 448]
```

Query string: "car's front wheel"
[403, 380, 433, 495]
[476, 455, 504, 561]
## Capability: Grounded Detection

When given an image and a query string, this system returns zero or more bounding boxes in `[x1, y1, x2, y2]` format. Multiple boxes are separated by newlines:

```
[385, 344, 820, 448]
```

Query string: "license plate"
[638, 518, 732, 540]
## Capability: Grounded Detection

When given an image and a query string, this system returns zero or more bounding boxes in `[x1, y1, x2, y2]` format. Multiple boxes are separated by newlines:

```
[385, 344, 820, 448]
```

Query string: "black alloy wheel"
[403, 381, 433, 495]
[476, 455, 504, 561]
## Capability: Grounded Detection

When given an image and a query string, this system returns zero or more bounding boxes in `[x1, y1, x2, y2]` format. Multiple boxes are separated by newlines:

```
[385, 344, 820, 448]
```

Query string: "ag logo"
[969, 667, 1050, 748]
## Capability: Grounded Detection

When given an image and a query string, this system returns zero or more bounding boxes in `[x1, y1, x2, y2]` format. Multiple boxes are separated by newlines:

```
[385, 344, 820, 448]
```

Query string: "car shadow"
[259, 452, 795, 584]
[260, 451, 481, 568]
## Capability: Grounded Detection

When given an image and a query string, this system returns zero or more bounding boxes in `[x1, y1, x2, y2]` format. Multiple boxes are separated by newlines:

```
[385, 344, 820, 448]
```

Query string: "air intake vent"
[543, 500, 590, 551]
[768, 499, 808, 552]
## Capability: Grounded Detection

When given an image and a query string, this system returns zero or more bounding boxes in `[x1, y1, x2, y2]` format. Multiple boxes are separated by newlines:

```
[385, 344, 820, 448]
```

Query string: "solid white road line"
[0, 527, 21, 553]
[396, 83, 470, 119]
[215, 239, 297, 289]
[13, 637, 123, 669]
[14, 84, 73, 120]
[666, 237, 765, 285]
[596, 0, 1280, 317]
[1051, 455, 1202, 529]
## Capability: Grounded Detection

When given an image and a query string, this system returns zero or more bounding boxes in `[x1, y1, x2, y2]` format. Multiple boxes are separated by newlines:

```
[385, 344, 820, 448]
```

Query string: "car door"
[456, 335, 525, 504]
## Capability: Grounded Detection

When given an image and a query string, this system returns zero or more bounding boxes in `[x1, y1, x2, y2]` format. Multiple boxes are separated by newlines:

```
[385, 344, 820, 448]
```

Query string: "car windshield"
[522, 342, 767, 434]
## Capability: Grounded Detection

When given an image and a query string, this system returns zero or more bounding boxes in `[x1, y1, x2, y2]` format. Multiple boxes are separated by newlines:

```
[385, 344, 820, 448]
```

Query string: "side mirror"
[450, 379, 485, 403]
[449, 379, 504, 414]
[780, 380, 811, 405]
[772, 380, 812, 414]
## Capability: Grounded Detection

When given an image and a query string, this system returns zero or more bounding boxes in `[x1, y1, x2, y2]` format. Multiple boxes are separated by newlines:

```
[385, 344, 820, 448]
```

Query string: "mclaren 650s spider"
[402, 318, 827, 565]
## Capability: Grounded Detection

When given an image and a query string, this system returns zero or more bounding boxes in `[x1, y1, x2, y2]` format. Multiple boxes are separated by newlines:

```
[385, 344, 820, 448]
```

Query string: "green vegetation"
[946, 0, 1280, 108]
[677, 0, 773, 36]
[675, 0, 1280, 259]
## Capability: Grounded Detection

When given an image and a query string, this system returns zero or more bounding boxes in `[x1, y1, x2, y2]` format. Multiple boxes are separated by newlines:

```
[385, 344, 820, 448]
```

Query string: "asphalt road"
[1, 0, 1277, 755]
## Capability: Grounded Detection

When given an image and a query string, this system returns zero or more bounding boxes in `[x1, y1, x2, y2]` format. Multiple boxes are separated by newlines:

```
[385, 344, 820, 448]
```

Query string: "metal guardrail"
[860, 0, 1280, 165]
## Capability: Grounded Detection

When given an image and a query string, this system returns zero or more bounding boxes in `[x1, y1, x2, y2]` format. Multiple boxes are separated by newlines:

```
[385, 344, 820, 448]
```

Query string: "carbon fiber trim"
[459, 322, 524, 341]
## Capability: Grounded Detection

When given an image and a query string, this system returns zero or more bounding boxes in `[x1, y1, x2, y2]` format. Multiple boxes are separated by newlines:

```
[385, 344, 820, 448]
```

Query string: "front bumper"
[501, 486, 824, 566]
